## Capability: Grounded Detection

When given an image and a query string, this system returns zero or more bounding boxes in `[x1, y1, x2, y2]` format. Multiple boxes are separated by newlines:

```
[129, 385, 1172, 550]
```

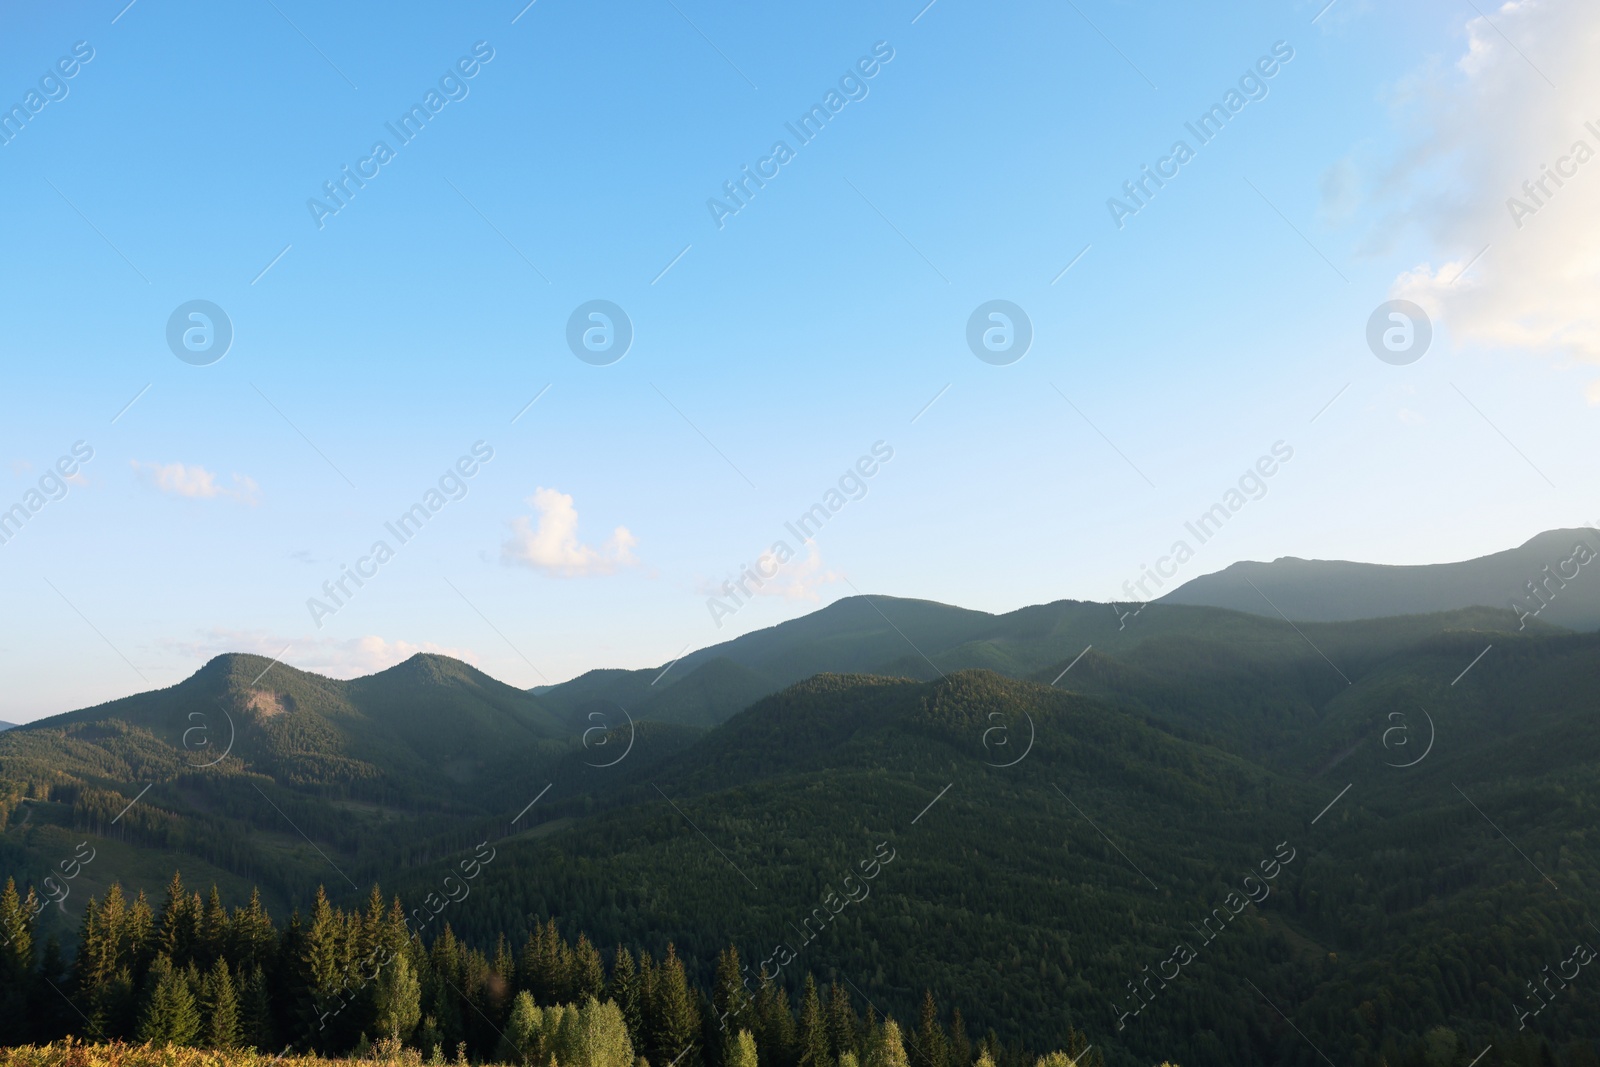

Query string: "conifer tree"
[798, 976, 831, 1067]
[755, 979, 796, 1067]
[647, 944, 701, 1067]
[871, 1021, 911, 1067]
[155, 873, 197, 967]
[729, 1030, 760, 1067]
[34, 936, 70, 1045]
[199, 887, 228, 968]
[76, 887, 137, 1039]
[711, 947, 754, 1067]
[914, 992, 948, 1067]
[126, 891, 155, 975]
[297, 886, 348, 1051]
[1059, 1027, 1099, 1067]
[494, 934, 518, 1006]
[0, 879, 36, 1046]
[573, 934, 607, 1002]
[200, 957, 242, 1048]
[137, 953, 201, 1046]
[609, 946, 644, 1047]
[229, 889, 277, 974]
[521, 918, 571, 1004]
[947, 1009, 970, 1067]
[638, 951, 658, 1021]
[826, 982, 858, 1064]
[357, 886, 386, 965]
[423, 959, 465, 1053]
[239, 965, 276, 1051]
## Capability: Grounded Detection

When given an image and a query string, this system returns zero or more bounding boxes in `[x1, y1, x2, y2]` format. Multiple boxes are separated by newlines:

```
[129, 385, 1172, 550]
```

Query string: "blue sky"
[4, 0, 1597, 719]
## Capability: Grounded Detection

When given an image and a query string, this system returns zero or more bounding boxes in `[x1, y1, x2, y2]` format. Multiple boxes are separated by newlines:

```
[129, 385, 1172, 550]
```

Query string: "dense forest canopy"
[3, 597, 1599, 1067]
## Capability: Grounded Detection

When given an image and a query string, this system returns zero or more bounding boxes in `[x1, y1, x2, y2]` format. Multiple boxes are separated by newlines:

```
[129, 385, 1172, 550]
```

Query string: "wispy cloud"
[1373, 2, 1600, 387]
[132, 461, 260, 504]
[161, 628, 479, 677]
[501, 487, 638, 577]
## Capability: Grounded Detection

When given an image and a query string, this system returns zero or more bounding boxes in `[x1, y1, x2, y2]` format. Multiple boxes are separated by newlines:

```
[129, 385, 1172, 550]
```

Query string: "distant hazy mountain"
[1159, 527, 1600, 630]
[0, 721, 14, 731]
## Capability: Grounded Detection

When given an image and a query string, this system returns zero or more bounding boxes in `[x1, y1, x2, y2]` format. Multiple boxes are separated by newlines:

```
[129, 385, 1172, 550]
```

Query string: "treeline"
[0, 875, 1101, 1067]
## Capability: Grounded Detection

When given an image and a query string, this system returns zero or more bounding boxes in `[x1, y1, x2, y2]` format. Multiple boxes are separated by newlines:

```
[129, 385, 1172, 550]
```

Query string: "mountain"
[6, 530, 1600, 1066]
[530, 591, 1549, 746]
[0, 721, 14, 731]
[395, 632, 1600, 1067]
[1158, 527, 1600, 630]
[0, 651, 575, 913]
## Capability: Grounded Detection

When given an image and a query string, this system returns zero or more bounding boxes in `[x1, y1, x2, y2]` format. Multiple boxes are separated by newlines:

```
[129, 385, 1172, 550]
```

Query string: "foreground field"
[0, 1042, 490, 1067]
[0, 1043, 423, 1067]
[0, 1047, 1169, 1067]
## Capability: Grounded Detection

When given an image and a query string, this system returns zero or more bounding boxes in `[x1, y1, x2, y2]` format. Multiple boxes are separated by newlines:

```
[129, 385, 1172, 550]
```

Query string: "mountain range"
[1160, 527, 1600, 630]
[2, 529, 1598, 1067]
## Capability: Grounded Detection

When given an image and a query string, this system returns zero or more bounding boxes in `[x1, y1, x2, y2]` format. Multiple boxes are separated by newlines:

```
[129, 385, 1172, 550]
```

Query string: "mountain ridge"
[1159, 526, 1600, 629]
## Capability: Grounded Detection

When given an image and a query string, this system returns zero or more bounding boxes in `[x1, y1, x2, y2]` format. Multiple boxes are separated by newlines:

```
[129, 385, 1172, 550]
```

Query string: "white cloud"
[1378, 1, 1600, 385]
[162, 628, 479, 678]
[752, 542, 843, 601]
[501, 487, 638, 577]
[133, 461, 260, 504]
[700, 542, 844, 603]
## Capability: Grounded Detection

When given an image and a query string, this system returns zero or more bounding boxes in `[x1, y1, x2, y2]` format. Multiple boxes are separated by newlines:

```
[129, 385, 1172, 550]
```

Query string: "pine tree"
[423, 939, 466, 1055]
[573, 935, 607, 1002]
[826, 983, 858, 1064]
[609, 946, 643, 1047]
[947, 1009, 969, 1067]
[357, 886, 386, 965]
[126, 891, 155, 975]
[0, 879, 37, 1046]
[137, 954, 201, 1046]
[240, 965, 276, 1051]
[798, 976, 830, 1067]
[494, 934, 518, 1008]
[521, 919, 571, 1004]
[861, 1006, 880, 1059]
[34, 937, 69, 1045]
[1059, 1027, 1098, 1067]
[155, 872, 197, 967]
[76, 886, 137, 1040]
[870, 1021, 911, 1067]
[229, 889, 277, 974]
[199, 887, 228, 969]
[647, 945, 701, 1067]
[712, 947, 755, 1067]
[914, 992, 948, 1067]
[292, 886, 354, 1052]
[755, 979, 796, 1067]
[638, 951, 657, 1025]
[730, 1030, 760, 1067]
[200, 957, 241, 1048]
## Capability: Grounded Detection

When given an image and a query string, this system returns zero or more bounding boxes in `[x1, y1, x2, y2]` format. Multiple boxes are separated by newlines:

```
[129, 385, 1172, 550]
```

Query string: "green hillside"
[2, 591, 1598, 1067]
